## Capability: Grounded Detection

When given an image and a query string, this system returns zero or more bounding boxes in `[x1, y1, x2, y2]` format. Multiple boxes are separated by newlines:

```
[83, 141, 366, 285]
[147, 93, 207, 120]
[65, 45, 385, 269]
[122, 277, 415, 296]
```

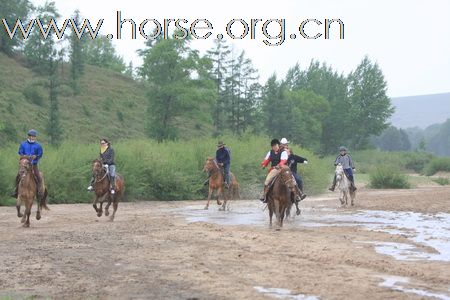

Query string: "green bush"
[423, 157, 450, 176]
[432, 177, 450, 186]
[0, 137, 330, 205]
[369, 165, 411, 189]
[23, 84, 44, 106]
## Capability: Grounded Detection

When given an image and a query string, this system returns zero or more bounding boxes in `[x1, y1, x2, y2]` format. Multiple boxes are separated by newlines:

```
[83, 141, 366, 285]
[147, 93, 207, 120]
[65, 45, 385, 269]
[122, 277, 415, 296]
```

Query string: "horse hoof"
[22, 223, 30, 228]
[97, 212, 102, 217]
[218, 207, 224, 211]
[204, 206, 209, 210]
[105, 210, 110, 216]
[36, 213, 41, 220]
[17, 213, 23, 218]
[108, 217, 114, 222]
[217, 201, 222, 206]
[296, 210, 301, 216]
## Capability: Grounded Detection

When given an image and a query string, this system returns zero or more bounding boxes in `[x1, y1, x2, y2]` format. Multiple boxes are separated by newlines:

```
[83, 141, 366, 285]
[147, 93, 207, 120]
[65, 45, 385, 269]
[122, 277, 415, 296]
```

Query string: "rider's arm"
[261, 151, 271, 167]
[36, 144, 43, 159]
[18, 143, 25, 156]
[349, 155, 355, 169]
[277, 151, 288, 166]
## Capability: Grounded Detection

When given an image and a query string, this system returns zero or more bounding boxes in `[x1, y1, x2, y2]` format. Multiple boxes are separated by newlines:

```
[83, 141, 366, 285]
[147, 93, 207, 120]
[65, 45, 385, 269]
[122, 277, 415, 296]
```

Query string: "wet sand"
[0, 186, 449, 299]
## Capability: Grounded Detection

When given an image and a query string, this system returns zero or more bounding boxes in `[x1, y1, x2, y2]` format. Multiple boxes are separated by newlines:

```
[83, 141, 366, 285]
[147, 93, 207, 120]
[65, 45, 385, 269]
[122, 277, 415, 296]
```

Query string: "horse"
[267, 165, 297, 227]
[16, 156, 49, 227]
[202, 157, 240, 210]
[335, 163, 355, 206]
[91, 159, 125, 221]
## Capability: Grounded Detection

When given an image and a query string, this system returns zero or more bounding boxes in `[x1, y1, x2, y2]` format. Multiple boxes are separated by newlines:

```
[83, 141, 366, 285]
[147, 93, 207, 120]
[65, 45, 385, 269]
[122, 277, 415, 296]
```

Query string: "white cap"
[280, 138, 289, 144]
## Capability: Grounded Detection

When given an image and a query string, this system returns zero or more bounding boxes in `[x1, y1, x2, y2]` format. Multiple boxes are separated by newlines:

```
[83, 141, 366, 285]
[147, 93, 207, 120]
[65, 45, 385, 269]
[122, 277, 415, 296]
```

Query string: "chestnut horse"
[16, 156, 49, 227]
[203, 157, 240, 210]
[91, 159, 125, 221]
[267, 165, 297, 227]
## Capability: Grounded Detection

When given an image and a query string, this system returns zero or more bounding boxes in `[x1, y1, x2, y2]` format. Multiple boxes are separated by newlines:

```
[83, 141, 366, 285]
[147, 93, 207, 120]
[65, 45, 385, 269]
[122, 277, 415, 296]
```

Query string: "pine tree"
[69, 10, 85, 92]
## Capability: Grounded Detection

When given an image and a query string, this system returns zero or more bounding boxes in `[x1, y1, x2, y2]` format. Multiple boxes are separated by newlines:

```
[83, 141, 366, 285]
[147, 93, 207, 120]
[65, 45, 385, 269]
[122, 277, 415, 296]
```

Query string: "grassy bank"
[0, 137, 330, 205]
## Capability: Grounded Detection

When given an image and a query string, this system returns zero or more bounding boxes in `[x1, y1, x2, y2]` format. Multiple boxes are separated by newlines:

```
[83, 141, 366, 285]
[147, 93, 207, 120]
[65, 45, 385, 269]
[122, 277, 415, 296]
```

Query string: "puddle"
[379, 276, 450, 300]
[254, 286, 319, 300]
[174, 201, 450, 262]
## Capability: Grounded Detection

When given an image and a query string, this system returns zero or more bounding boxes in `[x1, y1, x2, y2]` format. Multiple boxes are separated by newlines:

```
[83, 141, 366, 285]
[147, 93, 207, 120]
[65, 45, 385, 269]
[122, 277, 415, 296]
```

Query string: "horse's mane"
[19, 156, 31, 162]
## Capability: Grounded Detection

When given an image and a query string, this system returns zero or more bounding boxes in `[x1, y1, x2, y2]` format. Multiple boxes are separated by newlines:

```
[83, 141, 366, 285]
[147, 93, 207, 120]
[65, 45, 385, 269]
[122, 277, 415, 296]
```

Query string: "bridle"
[93, 162, 109, 183]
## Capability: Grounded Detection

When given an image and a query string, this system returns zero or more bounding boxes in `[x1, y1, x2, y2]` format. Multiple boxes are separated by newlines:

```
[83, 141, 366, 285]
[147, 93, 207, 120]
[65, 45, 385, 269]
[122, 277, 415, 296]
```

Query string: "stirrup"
[110, 189, 115, 194]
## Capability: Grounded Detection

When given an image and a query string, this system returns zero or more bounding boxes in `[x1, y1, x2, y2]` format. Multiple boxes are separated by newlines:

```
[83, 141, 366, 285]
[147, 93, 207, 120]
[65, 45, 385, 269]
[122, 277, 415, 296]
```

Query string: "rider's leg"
[260, 168, 279, 202]
[344, 168, 357, 191]
[32, 164, 44, 200]
[224, 163, 231, 188]
[329, 174, 337, 191]
[109, 165, 116, 194]
[293, 172, 307, 201]
[10, 173, 20, 198]
[87, 175, 95, 191]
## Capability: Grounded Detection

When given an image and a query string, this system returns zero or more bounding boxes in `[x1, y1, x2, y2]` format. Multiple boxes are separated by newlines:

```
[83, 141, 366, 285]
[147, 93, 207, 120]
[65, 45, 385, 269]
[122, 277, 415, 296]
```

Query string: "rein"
[94, 166, 109, 183]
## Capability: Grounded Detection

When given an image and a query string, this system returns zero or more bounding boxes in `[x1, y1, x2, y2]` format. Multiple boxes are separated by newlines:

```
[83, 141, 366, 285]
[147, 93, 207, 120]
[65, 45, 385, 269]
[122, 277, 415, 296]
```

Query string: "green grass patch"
[369, 165, 411, 189]
[423, 157, 450, 176]
[432, 177, 450, 186]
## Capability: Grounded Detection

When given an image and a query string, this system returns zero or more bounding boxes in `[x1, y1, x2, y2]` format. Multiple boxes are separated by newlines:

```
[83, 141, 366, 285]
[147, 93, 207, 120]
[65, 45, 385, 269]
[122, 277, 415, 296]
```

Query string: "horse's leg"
[269, 204, 273, 227]
[105, 195, 112, 217]
[36, 195, 41, 220]
[109, 198, 119, 222]
[274, 199, 281, 227]
[16, 197, 23, 218]
[219, 188, 227, 211]
[351, 190, 355, 206]
[97, 200, 104, 217]
[216, 187, 223, 206]
[204, 187, 213, 210]
[23, 201, 31, 227]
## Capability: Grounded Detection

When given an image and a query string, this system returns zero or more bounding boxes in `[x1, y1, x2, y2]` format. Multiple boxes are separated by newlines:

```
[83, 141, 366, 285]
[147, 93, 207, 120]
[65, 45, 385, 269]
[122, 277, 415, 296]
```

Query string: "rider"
[216, 141, 231, 188]
[259, 138, 289, 203]
[87, 138, 117, 194]
[11, 129, 44, 200]
[329, 146, 357, 192]
[280, 138, 307, 201]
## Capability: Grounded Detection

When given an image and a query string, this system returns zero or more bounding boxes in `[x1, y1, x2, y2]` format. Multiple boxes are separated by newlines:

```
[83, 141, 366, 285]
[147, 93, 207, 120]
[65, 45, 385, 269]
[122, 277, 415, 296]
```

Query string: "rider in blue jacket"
[11, 129, 44, 199]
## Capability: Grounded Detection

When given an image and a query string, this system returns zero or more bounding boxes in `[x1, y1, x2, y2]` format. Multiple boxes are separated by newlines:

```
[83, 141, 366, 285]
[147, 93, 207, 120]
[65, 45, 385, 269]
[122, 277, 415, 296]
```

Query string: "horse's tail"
[40, 187, 50, 210]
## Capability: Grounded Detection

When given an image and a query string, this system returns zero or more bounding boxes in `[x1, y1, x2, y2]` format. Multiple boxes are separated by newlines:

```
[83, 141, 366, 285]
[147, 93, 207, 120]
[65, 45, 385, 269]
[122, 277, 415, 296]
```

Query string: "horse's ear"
[206, 156, 214, 161]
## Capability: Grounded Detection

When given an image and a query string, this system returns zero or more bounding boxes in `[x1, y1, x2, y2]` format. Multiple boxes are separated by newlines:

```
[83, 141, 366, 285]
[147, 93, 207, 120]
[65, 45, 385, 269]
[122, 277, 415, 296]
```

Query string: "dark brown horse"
[91, 159, 125, 221]
[203, 157, 240, 210]
[267, 165, 297, 227]
[16, 156, 49, 227]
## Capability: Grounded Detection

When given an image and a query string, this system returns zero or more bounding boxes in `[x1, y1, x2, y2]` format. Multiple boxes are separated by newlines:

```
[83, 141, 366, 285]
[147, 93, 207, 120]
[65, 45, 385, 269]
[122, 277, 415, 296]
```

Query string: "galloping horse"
[335, 163, 355, 206]
[267, 165, 297, 227]
[91, 159, 125, 221]
[203, 157, 240, 210]
[16, 156, 49, 227]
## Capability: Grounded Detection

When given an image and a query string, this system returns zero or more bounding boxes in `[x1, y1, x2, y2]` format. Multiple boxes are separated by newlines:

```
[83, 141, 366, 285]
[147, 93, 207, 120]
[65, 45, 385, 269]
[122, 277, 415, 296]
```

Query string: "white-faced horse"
[335, 164, 355, 206]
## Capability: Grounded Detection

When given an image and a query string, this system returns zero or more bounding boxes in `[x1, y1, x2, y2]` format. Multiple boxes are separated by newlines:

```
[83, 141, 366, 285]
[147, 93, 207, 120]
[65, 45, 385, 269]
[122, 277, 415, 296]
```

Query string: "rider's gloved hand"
[304, 160, 308, 164]
[103, 164, 109, 169]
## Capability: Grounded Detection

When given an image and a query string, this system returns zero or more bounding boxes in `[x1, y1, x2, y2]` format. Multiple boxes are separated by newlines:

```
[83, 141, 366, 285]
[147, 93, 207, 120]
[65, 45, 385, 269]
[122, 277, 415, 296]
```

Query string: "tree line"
[1, 1, 394, 154]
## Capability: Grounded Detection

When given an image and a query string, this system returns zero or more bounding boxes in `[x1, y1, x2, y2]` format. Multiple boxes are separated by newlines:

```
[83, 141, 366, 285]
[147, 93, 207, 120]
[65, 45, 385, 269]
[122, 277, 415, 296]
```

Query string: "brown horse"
[267, 165, 297, 227]
[16, 156, 49, 227]
[203, 157, 240, 210]
[91, 159, 125, 221]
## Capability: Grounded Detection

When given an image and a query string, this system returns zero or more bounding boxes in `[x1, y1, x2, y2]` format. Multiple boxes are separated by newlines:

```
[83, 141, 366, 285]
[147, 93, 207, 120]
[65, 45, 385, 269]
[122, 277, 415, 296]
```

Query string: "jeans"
[293, 172, 303, 191]
[223, 163, 230, 185]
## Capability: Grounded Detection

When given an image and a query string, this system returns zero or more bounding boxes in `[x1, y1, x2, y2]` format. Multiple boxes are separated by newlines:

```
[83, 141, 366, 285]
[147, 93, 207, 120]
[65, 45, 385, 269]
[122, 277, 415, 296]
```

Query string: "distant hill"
[390, 93, 450, 129]
[0, 53, 212, 144]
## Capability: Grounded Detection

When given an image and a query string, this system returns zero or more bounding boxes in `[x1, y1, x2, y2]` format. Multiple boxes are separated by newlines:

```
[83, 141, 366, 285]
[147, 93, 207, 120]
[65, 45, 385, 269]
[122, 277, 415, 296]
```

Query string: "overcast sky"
[29, 0, 450, 98]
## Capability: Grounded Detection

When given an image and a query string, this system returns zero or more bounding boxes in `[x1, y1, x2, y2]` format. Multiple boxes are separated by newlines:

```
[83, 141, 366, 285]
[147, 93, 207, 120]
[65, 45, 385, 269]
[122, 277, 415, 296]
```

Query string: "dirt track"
[1, 186, 450, 299]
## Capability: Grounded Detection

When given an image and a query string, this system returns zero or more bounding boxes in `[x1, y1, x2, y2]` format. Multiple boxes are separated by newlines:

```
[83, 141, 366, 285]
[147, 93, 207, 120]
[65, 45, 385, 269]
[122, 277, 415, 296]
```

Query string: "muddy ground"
[0, 186, 449, 299]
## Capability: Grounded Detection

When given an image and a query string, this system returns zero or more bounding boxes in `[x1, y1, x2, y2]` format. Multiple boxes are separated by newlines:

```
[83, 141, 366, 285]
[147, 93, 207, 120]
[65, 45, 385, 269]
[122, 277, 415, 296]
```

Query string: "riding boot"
[10, 174, 20, 198]
[203, 178, 210, 186]
[87, 176, 95, 191]
[328, 175, 337, 191]
[350, 181, 357, 192]
[259, 185, 269, 203]
[295, 185, 307, 202]
[110, 176, 116, 194]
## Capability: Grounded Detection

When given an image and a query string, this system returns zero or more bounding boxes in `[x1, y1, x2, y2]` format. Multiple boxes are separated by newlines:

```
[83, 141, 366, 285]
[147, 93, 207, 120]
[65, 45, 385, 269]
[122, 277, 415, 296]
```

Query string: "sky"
[29, 0, 450, 98]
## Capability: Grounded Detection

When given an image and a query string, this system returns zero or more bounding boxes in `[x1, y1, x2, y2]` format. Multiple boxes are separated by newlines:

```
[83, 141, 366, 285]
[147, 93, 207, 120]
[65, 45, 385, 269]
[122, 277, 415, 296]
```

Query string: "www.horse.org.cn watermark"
[1, 11, 344, 46]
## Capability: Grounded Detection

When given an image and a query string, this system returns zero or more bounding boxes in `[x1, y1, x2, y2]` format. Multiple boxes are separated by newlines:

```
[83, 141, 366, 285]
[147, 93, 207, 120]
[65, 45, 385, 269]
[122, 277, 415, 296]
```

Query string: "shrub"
[423, 157, 450, 176]
[432, 177, 450, 186]
[369, 165, 411, 189]
[23, 84, 44, 106]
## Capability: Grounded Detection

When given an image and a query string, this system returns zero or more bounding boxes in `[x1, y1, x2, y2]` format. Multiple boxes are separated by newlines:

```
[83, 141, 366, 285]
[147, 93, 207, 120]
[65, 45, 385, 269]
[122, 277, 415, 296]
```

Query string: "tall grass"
[423, 157, 450, 176]
[0, 136, 329, 205]
[369, 165, 411, 189]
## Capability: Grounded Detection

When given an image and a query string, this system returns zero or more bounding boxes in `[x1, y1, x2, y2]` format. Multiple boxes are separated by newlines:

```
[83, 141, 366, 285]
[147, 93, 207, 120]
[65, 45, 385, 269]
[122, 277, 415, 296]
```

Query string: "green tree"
[46, 58, 63, 146]
[138, 35, 214, 142]
[84, 37, 125, 73]
[0, 0, 32, 55]
[206, 39, 231, 134]
[347, 56, 394, 149]
[69, 10, 85, 92]
[376, 126, 411, 151]
[23, 1, 60, 75]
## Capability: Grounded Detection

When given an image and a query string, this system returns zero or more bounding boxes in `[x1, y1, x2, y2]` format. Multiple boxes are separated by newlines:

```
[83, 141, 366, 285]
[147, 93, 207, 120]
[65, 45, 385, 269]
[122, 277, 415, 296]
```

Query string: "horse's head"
[19, 156, 32, 177]
[92, 159, 104, 178]
[203, 157, 218, 173]
[278, 165, 297, 193]
[335, 163, 344, 181]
